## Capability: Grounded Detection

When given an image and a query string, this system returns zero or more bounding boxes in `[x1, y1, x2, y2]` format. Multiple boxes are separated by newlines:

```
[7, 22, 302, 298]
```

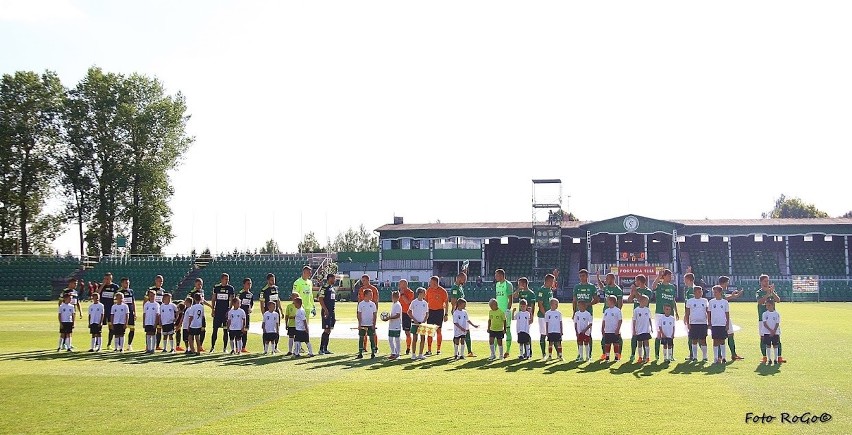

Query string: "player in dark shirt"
[210, 273, 235, 353]
[260, 273, 282, 316]
[99, 273, 120, 349]
[238, 278, 254, 353]
[117, 278, 137, 350]
[318, 273, 337, 354]
[149, 275, 166, 350]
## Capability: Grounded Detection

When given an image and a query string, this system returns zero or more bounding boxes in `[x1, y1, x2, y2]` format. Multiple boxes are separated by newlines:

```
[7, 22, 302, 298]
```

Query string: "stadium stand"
[0, 256, 80, 300]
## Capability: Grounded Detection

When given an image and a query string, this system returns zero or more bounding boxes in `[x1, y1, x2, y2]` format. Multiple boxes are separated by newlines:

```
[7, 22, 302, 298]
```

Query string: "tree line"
[0, 67, 192, 257]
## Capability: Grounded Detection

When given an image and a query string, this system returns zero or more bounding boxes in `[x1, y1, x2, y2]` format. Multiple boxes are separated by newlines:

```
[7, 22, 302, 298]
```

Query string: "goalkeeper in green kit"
[494, 269, 514, 359]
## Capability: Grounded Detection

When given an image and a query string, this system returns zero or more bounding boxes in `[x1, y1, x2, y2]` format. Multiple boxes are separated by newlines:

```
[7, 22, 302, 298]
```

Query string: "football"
[380, 312, 390, 321]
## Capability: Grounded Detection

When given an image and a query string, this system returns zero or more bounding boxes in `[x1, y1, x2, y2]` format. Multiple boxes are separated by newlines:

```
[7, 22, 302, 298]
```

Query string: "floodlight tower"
[532, 179, 563, 285]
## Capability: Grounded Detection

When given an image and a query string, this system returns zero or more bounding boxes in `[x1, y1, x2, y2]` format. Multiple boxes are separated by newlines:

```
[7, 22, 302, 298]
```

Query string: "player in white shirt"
[187, 293, 206, 356]
[262, 301, 281, 354]
[451, 298, 479, 361]
[573, 300, 593, 362]
[709, 286, 731, 363]
[356, 289, 378, 359]
[159, 293, 178, 353]
[142, 290, 161, 354]
[87, 292, 105, 352]
[180, 297, 193, 353]
[58, 293, 76, 352]
[407, 288, 429, 360]
[761, 300, 782, 365]
[110, 293, 130, 352]
[632, 295, 653, 363]
[293, 298, 314, 357]
[601, 295, 623, 361]
[684, 286, 710, 362]
[544, 298, 563, 361]
[226, 297, 247, 354]
[382, 292, 404, 360]
[513, 299, 534, 360]
[658, 304, 677, 362]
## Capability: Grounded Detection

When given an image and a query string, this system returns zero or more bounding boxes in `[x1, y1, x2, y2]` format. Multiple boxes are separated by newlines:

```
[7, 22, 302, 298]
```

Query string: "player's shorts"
[113, 324, 126, 336]
[538, 317, 546, 335]
[144, 325, 156, 334]
[762, 334, 780, 346]
[688, 324, 708, 340]
[228, 330, 242, 340]
[89, 323, 102, 335]
[427, 309, 444, 326]
[547, 332, 562, 343]
[454, 333, 466, 340]
[577, 333, 591, 344]
[402, 313, 412, 331]
[711, 326, 728, 340]
[603, 333, 620, 345]
[127, 314, 135, 326]
[389, 329, 401, 338]
[263, 332, 279, 342]
[202, 317, 206, 328]
[213, 314, 228, 329]
[660, 337, 674, 346]
[286, 327, 297, 338]
[294, 330, 309, 342]
[182, 328, 189, 339]
[322, 312, 336, 329]
[162, 323, 175, 334]
[518, 331, 531, 344]
[489, 331, 505, 339]
[59, 322, 74, 334]
[410, 324, 422, 336]
[635, 333, 652, 341]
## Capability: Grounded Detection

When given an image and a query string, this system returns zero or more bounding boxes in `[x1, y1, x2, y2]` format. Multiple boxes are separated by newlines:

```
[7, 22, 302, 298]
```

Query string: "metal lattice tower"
[532, 179, 563, 285]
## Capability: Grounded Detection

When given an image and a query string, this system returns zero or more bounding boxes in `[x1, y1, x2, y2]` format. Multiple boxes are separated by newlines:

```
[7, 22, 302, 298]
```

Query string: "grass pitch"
[0, 301, 849, 434]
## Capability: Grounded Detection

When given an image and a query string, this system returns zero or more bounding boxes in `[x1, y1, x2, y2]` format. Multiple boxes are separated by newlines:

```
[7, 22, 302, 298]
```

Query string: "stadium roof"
[376, 216, 852, 238]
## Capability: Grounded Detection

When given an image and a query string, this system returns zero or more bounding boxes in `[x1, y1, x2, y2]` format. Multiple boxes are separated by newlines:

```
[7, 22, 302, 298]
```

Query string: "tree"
[121, 73, 192, 255]
[0, 71, 65, 255]
[298, 231, 323, 253]
[763, 194, 829, 219]
[326, 224, 378, 252]
[259, 239, 281, 255]
[552, 208, 578, 223]
[841, 211, 852, 218]
[62, 67, 192, 256]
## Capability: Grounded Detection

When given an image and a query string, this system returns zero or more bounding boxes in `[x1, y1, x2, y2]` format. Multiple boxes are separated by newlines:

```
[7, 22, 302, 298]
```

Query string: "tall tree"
[259, 239, 281, 254]
[327, 225, 379, 252]
[0, 71, 65, 254]
[763, 194, 829, 219]
[120, 73, 192, 254]
[65, 67, 128, 256]
[298, 231, 323, 253]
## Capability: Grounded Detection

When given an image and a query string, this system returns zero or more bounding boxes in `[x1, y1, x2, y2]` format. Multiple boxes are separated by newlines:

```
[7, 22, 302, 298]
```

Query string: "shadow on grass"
[669, 360, 709, 375]
[631, 360, 671, 378]
[543, 359, 582, 373]
[754, 362, 781, 376]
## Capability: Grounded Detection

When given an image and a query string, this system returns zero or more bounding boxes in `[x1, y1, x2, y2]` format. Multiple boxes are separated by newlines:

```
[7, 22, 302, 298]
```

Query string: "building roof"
[377, 217, 852, 238]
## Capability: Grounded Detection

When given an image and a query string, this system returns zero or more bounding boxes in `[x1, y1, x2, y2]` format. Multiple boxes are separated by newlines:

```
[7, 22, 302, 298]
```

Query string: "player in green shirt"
[513, 277, 537, 313]
[756, 274, 782, 363]
[651, 269, 679, 360]
[450, 272, 474, 357]
[628, 274, 653, 362]
[596, 271, 623, 358]
[573, 270, 599, 360]
[536, 274, 556, 358]
[494, 269, 514, 358]
[293, 266, 317, 317]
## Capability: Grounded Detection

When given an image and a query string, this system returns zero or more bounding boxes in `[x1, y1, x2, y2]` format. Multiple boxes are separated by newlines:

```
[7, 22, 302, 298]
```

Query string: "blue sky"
[2, 0, 851, 255]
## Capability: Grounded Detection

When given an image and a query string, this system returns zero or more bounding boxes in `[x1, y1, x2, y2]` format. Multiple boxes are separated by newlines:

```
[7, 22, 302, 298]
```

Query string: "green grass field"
[0, 301, 849, 434]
